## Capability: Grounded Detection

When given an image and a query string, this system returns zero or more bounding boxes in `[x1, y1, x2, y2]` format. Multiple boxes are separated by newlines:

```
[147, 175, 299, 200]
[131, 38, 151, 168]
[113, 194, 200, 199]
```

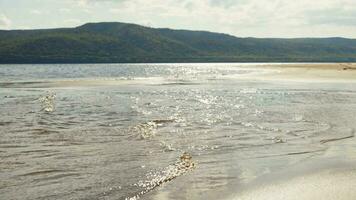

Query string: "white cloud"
[106, 0, 356, 37]
[2, 0, 356, 37]
[64, 18, 82, 26]
[59, 8, 71, 13]
[77, 0, 89, 7]
[30, 9, 42, 15]
[0, 14, 12, 29]
[74, 0, 121, 7]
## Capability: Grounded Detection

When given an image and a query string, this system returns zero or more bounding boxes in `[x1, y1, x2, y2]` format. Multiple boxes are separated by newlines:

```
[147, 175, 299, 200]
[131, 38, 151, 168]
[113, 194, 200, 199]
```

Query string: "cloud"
[0, 14, 12, 29]
[77, 0, 89, 7]
[59, 8, 71, 13]
[208, 0, 247, 8]
[2, 0, 356, 37]
[91, 0, 356, 37]
[62, 0, 356, 28]
[304, 2, 356, 26]
[64, 18, 82, 26]
[30, 9, 42, 15]
[74, 0, 128, 7]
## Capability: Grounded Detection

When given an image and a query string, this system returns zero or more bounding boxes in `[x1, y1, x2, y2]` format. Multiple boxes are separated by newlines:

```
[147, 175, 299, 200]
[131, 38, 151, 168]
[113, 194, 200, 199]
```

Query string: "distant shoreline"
[264, 62, 356, 70]
[2, 63, 356, 89]
[1, 22, 355, 64]
[0, 61, 355, 65]
[252, 63, 356, 82]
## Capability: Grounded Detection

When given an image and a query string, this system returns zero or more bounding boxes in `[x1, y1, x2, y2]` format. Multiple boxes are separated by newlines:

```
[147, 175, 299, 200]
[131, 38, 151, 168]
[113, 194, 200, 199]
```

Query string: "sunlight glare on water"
[1, 63, 356, 200]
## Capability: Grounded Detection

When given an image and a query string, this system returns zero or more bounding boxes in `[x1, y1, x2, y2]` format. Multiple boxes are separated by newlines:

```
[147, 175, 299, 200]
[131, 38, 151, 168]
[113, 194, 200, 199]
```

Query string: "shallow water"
[1, 63, 356, 200]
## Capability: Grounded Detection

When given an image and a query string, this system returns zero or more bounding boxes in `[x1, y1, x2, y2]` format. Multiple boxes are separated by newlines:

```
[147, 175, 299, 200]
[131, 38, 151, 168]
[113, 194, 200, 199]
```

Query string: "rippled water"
[1, 63, 356, 200]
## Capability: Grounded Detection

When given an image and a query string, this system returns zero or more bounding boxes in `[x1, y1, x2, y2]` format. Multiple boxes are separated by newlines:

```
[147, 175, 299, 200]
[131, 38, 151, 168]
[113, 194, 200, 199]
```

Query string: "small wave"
[0, 81, 49, 88]
[159, 82, 201, 86]
[317, 127, 355, 144]
[0, 121, 13, 126]
[273, 136, 286, 144]
[19, 169, 66, 177]
[39, 91, 56, 112]
[132, 122, 158, 139]
[30, 128, 60, 135]
[131, 119, 176, 139]
[188, 144, 219, 151]
[320, 135, 354, 144]
[0, 145, 29, 148]
[34, 173, 81, 182]
[125, 152, 196, 200]
[160, 141, 176, 152]
[240, 88, 258, 94]
[3, 95, 16, 99]
[254, 149, 326, 159]
[151, 119, 175, 124]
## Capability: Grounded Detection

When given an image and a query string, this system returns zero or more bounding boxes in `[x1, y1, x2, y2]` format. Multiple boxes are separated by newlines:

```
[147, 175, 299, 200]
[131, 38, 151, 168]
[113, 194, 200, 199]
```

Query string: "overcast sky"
[0, 0, 355, 38]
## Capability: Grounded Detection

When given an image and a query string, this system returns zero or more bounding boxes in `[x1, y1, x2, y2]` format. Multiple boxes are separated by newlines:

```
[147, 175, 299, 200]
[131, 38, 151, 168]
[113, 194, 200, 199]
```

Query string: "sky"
[0, 0, 356, 38]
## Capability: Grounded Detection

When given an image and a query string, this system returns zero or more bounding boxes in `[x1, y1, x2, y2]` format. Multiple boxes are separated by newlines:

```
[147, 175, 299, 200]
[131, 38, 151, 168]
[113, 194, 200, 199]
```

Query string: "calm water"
[1, 63, 356, 200]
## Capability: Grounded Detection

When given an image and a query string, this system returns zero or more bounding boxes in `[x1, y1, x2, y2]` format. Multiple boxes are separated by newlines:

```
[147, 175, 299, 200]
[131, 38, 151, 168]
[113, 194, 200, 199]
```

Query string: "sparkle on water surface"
[1, 63, 356, 200]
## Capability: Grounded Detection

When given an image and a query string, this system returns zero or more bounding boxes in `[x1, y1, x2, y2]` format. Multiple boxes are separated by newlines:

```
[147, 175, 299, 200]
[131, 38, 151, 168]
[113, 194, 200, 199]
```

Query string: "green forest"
[0, 22, 356, 63]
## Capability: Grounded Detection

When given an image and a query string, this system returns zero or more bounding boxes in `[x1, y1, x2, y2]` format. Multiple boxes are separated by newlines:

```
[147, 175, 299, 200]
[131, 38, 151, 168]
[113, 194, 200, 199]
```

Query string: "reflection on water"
[39, 91, 56, 112]
[126, 152, 196, 200]
[1, 63, 356, 200]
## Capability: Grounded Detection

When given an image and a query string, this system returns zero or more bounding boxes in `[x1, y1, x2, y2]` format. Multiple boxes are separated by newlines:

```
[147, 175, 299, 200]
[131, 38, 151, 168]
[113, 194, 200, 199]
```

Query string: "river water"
[1, 63, 356, 200]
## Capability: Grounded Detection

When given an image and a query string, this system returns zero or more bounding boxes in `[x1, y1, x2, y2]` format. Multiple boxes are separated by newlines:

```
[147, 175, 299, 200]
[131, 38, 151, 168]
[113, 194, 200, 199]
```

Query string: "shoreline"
[228, 158, 356, 200]
[0, 62, 355, 65]
[250, 63, 356, 82]
[1, 63, 356, 88]
[263, 63, 356, 70]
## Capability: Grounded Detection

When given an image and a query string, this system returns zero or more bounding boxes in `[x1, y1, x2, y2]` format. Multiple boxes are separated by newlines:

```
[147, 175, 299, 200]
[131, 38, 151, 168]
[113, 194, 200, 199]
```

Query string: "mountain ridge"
[0, 22, 355, 63]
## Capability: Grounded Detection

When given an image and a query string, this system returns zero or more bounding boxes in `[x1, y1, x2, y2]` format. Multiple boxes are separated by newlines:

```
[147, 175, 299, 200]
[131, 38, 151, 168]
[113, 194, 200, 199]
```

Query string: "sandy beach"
[229, 159, 356, 200]
[255, 63, 356, 81]
[2, 63, 356, 89]
[265, 63, 356, 70]
[220, 63, 356, 200]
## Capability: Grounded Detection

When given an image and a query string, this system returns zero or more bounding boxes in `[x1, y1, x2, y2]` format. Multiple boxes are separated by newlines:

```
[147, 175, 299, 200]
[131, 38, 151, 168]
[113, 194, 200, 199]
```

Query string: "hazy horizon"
[0, 0, 355, 38]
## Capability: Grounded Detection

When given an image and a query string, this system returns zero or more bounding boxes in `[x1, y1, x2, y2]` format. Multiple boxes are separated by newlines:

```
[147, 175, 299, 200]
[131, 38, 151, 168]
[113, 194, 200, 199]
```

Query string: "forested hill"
[0, 22, 356, 63]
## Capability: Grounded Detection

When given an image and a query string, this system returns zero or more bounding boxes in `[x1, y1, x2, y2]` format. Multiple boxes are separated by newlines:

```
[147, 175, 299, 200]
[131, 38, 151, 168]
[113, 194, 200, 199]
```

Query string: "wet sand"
[266, 63, 356, 70]
[229, 159, 356, 200]
[223, 63, 356, 200]
[256, 63, 356, 82]
[1, 63, 356, 89]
